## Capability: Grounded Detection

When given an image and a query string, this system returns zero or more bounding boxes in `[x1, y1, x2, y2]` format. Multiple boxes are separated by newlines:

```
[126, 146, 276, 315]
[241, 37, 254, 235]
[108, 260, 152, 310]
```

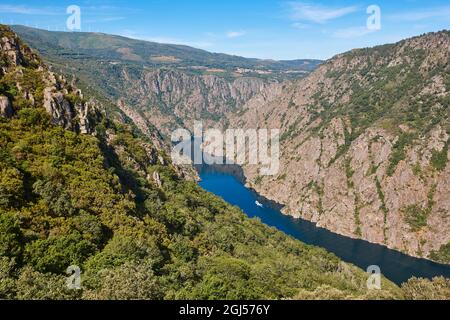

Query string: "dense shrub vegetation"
[0, 108, 406, 300]
[401, 277, 450, 300]
[430, 243, 450, 265]
[430, 141, 449, 171]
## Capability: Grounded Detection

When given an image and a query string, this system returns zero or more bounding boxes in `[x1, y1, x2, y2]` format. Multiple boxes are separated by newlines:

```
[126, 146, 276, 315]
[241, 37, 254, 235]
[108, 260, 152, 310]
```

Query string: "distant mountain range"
[12, 25, 321, 78]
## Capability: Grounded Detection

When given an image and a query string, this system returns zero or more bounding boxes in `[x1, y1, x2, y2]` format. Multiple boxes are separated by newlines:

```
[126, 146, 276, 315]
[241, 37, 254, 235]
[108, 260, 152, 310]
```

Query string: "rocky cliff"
[0, 25, 198, 181]
[0, 25, 99, 134]
[12, 26, 320, 139]
[114, 67, 278, 135]
[231, 31, 450, 263]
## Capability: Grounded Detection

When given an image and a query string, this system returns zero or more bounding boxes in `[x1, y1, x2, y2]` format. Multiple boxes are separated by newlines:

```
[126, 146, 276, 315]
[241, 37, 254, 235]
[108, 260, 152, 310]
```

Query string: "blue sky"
[0, 0, 449, 60]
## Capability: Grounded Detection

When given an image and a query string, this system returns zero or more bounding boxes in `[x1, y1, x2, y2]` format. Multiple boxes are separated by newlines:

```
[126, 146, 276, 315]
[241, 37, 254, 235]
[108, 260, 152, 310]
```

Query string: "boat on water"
[255, 201, 263, 208]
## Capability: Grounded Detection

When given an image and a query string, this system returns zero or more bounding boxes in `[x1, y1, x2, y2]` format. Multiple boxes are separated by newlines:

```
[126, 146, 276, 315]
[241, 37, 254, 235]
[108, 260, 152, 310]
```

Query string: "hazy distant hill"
[12, 25, 321, 78]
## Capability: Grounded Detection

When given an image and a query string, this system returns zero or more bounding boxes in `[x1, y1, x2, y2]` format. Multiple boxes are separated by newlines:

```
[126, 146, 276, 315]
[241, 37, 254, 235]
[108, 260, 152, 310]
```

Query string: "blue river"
[198, 170, 450, 285]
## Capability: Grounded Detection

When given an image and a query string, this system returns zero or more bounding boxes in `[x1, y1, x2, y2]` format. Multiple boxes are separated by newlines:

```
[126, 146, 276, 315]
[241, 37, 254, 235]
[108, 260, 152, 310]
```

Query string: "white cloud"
[388, 6, 450, 22]
[226, 31, 246, 38]
[0, 4, 59, 15]
[289, 2, 358, 23]
[99, 17, 126, 22]
[332, 26, 376, 39]
[291, 22, 310, 29]
[84, 16, 126, 23]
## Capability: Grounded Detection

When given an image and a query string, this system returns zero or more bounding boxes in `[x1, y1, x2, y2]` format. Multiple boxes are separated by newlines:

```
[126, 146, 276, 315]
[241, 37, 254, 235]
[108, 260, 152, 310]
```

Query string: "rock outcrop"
[0, 25, 98, 134]
[152, 171, 162, 188]
[42, 77, 97, 134]
[0, 95, 13, 117]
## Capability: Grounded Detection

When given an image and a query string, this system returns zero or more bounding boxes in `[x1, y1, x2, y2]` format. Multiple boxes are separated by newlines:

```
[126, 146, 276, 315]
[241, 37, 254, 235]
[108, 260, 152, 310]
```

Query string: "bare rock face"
[116, 98, 165, 149]
[230, 31, 450, 262]
[140, 69, 267, 117]
[0, 29, 39, 71]
[152, 171, 162, 188]
[42, 84, 96, 134]
[78, 102, 94, 135]
[108, 67, 278, 136]
[1, 35, 23, 67]
[0, 95, 13, 117]
[43, 88, 72, 127]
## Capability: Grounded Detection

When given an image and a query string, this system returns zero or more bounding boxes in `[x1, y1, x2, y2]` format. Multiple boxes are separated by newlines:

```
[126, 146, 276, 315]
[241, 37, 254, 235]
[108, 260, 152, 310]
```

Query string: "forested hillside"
[0, 24, 413, 300]
[2, 25, 449, 300]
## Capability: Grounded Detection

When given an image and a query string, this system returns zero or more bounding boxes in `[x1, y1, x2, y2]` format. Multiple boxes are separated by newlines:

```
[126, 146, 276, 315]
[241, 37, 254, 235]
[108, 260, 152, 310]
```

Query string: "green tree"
[401, 277, 450, 300]
[0, 168, 23, 207]
[24, 232, 97, 273]
[0, 212, 23, 258]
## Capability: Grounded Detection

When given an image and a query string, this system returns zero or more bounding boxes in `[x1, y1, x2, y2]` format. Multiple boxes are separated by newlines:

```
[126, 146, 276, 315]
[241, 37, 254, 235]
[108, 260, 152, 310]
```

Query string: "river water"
[198, 170, 450, 285]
